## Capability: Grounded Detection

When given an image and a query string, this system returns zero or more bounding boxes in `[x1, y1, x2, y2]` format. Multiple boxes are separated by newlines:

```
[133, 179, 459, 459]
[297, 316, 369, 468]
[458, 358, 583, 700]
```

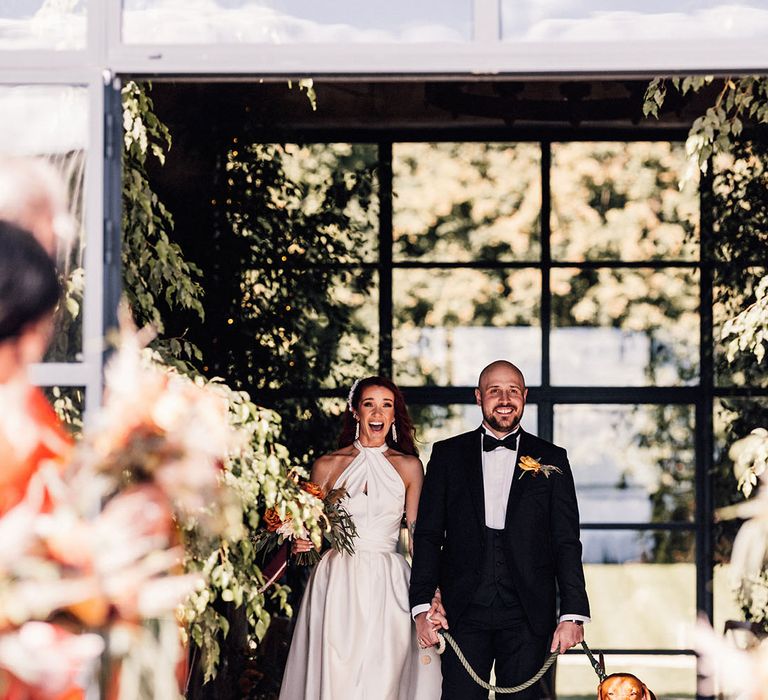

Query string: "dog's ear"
[641, 683, 655, 700]
[597, 682, 605, 700]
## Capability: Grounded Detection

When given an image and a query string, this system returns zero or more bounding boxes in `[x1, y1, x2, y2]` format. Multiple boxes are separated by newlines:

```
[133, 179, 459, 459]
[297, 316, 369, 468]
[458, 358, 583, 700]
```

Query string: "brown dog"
[598, 673, 657, 700]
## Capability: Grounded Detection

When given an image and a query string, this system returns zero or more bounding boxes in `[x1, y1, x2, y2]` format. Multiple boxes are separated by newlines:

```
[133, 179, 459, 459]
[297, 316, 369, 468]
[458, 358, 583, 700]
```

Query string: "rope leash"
[435, 631, 605, 694]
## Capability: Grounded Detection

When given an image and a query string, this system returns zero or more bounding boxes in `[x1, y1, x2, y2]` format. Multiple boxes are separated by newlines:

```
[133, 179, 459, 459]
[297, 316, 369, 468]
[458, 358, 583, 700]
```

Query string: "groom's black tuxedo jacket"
[410, 428, 590, 636]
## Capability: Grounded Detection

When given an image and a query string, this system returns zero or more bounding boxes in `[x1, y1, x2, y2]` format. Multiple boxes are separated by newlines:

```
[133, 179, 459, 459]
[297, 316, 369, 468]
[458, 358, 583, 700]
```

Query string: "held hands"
[415, 593, 449, 649]
[427, 592, 449, 632]
[550, 621, 584, 654]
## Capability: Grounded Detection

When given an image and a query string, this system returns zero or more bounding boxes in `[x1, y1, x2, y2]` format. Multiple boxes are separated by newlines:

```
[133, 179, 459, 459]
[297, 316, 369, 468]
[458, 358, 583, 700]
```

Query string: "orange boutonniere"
[518, 455, 563, 480]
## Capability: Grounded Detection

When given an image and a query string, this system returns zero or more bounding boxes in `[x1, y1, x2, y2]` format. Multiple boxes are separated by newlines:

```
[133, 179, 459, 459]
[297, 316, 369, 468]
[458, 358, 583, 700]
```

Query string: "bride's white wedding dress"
[279, 441, 442, 700]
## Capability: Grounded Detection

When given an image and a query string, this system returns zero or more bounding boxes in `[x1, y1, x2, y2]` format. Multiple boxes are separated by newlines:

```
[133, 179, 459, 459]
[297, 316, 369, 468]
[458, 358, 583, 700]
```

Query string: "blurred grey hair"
[0, 156, 75, 256]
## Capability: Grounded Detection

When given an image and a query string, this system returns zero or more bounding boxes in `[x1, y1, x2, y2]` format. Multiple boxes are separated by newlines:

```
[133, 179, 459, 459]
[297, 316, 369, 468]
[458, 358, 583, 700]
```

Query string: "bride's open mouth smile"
[368, 421, 385, 433]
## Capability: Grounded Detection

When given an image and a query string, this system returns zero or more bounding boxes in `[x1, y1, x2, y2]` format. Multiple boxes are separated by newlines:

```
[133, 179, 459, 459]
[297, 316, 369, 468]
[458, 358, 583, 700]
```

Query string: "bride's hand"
[292, 538, 313, 555]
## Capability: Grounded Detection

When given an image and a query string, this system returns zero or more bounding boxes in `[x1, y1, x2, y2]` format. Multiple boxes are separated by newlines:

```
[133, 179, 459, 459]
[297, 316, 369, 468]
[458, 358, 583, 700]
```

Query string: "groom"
[410, 360, 590, 699]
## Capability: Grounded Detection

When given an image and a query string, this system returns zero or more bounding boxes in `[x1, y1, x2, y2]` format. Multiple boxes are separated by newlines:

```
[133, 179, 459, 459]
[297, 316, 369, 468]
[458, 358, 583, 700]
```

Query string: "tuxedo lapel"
[463, 428, 485, 528]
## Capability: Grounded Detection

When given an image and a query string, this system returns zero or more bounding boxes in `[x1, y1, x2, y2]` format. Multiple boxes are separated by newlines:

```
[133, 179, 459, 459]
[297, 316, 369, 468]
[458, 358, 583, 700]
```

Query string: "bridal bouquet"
[254, 478, 357, 567]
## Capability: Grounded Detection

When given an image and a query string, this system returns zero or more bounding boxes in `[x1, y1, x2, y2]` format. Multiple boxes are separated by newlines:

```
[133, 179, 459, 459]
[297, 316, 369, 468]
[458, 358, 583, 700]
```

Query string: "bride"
[279, 376, 442, 700]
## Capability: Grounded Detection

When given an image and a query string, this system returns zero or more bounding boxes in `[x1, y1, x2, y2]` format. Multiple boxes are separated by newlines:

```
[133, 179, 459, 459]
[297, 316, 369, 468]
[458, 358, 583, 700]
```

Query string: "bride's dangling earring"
[391, 423, 398, 442]
[355, 420, 360, 440]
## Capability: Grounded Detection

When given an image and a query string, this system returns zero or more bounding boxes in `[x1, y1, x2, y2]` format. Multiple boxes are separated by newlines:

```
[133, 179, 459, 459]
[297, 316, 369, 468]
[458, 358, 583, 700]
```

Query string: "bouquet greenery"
[254, 478, 357, 567]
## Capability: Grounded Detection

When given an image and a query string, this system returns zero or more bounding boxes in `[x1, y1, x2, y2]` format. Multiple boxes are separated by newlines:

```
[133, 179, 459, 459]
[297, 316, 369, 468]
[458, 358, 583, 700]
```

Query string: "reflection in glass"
[393, 268, 541, 386]
[410, 404, 538, 464]
[551, 267, 699, 386]
[240, 268, 379, 390]
[579, 539, 696, 652]
[563, 539, 696, 656]
[555, 404, 695, 531]
[502, 0, 768, 42]
[0, 0, 85, 50]
[122, 0, 471, 44]
[42, 386, 85, 436]
[0, 85, 88, 364]
[713, 563, 743, 642]
[551, 142, 699, 261]
[393, 143, 541, 262]
[280, 143, 379, 263]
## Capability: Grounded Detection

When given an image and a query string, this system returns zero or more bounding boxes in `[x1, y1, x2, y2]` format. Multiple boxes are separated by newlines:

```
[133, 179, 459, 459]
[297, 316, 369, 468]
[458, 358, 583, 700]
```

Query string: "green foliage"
[190, 142, 378, 463]
[644, 75, 768, 173]
[180, 383, 329, 681]
[122, 81, 205, 366]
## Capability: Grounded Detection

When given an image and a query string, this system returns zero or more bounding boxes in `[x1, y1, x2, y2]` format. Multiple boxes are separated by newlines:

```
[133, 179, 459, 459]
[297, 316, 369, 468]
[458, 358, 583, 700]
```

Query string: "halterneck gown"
[279, 441, 441, 700]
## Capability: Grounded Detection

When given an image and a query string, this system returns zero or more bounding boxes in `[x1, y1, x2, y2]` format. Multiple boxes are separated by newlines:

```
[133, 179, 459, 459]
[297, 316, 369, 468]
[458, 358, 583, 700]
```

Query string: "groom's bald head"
[478, 360, 526, 391]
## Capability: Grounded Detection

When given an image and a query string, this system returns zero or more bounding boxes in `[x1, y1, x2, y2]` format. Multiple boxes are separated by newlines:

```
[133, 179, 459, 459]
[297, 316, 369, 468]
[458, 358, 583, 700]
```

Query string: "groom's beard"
[483, 407, 523, 433]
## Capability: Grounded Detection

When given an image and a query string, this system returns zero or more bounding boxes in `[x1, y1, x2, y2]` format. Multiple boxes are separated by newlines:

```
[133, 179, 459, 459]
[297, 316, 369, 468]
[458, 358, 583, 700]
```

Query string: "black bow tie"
[482, 432, 519, 452]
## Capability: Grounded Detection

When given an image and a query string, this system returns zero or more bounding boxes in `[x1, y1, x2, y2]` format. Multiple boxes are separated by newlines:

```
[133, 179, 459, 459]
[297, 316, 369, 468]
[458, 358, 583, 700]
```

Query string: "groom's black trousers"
[440, 596, 549, 700]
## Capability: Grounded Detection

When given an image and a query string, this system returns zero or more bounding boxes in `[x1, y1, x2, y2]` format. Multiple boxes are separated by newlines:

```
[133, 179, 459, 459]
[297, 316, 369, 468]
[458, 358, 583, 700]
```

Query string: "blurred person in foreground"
[0, 157, 73, 259]
[0, 221, 71, 517]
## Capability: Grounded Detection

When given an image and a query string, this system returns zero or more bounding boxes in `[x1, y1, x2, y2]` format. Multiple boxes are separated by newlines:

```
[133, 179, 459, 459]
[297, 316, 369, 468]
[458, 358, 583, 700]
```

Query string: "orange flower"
[518, 455, 563, 480]
[301, 481, 325, 500]
[519, 455, 542, 474]
[263, 508, 283, 532]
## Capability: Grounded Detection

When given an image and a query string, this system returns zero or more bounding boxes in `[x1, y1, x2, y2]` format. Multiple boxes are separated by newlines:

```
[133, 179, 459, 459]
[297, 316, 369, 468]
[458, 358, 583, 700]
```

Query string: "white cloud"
[121, 0, 467, 44]
[0, 86, 88, 156]
[0, 0, 85, 50]
[503, 2, 768, 41]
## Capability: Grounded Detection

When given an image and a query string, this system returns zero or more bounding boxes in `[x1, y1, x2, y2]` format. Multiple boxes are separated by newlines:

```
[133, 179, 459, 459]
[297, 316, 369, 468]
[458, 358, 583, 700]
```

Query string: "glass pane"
[556, 652, 696, 698]
[579, 545, 696, 650]
[551, 142, 699, 261]
[502, 0, 768, 43]
[411, 403, 538, 464]
[237, 268, 378, 390]
[393, 143, 541, 262]
[551, 267, 699, 386]
[713, 563, 744, 641]
[555, 404, 695, 526]
[42, 386, 85, 437]
[279, 143, 378, 263]
[273, 397, 346, 467]
[393, 268, 541, 386]
[0, 85, 88, 363]
[0, 1, 86, 50]
[715, 266, 768, 387]
[122, 0, 472, 44]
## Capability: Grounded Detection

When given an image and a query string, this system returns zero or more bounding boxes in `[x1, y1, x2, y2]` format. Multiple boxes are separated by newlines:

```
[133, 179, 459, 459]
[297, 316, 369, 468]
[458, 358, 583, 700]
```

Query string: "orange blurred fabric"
[0, 385, 73, 517]
[1, 674, 84, 700]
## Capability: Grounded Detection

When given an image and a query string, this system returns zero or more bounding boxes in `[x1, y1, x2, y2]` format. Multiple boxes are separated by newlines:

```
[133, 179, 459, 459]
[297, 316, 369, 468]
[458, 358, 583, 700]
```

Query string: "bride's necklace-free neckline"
[354, 439, 388, 452]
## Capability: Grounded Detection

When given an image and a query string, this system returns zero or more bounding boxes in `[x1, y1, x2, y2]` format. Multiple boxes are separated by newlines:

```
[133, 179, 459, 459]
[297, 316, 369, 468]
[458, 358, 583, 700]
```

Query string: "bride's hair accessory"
[347, 378, 362, 411]
[391, 422, 398, 442]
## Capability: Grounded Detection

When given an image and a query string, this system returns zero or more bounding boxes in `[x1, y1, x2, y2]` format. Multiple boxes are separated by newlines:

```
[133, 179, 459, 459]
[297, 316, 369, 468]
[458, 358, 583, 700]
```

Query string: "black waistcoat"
[471, 526, 520, 607]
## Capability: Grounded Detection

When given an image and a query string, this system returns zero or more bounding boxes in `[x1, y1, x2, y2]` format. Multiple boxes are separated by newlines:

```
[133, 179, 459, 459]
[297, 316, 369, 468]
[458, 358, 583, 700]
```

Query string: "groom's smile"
[475, 361, 528, 436]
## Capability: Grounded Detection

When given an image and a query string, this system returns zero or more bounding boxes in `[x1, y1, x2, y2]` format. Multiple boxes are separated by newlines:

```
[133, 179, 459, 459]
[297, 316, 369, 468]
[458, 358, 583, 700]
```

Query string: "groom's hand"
[550, 621, 584, 653]
[427, 596, 449, 631]
[415, 612, 440, 648]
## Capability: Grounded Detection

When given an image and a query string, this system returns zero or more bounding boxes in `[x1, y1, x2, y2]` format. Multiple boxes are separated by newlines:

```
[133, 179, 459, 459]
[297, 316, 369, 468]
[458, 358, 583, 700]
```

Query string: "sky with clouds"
[2, 1, 768, 47]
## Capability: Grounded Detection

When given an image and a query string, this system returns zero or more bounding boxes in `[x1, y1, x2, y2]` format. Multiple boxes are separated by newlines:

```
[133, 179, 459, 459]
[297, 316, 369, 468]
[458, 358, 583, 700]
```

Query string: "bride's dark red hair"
[338, 376, 418, 457]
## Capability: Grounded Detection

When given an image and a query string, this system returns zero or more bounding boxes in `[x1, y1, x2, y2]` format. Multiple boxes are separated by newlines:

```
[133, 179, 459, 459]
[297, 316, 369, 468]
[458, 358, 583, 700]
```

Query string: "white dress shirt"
[482, 427, 519, 529]
[412, 427, 590, 625]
